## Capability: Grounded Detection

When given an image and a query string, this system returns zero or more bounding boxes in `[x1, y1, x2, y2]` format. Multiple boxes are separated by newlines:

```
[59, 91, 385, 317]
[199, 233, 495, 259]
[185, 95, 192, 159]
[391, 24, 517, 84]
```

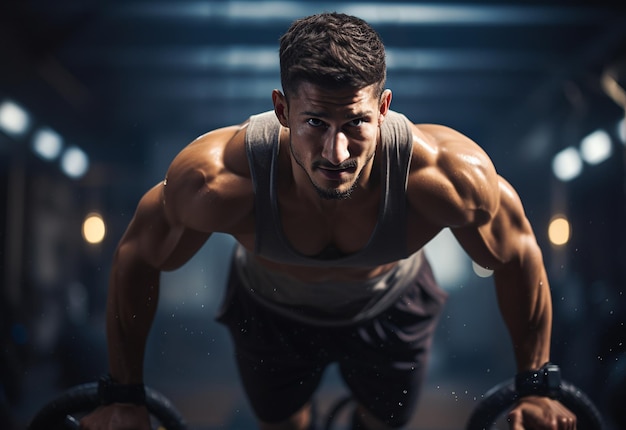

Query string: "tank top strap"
[244, 111, 282, 255]
[370, 110, 414, 259]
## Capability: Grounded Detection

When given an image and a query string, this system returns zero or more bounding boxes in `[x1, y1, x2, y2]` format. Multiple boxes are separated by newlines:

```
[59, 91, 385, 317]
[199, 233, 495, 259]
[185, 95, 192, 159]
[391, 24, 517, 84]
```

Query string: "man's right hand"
[79, 404, 151, 430]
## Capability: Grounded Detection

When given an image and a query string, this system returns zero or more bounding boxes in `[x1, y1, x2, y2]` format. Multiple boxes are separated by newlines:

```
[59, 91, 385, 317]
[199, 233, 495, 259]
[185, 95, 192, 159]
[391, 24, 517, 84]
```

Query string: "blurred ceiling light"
[580, 129, 612, 165]
[103, 46, 542, 73]
[619, 117, 626, 145]
[0, 100, 31, 136]
[60, 146, 89, 179]
[385, 48, 547, 72]
[552, 147, 582, 181]
[117, 2, 606, 25]
[548, 216, 571, 246]
[82, 212, 106, 244]
[32, 128, 63, 160]
[424, 228, 470, 289]
[472, 261, 493, 278]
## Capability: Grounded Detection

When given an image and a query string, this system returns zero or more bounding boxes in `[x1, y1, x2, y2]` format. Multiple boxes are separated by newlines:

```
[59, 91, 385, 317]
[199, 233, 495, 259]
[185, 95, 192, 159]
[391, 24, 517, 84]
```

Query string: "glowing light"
[82, 213, 106, 244]
[60, 146, 89, 179]
[0, 100, 30, 136]
[472, 261, 493, 278]
[580, 129, 612, 165]
[32, 128, 63, 160]
[618, 117, 625, 145]
[552, 147, 582, 181]
[548, 216, 570, 246]
[424, 228, 470, 289]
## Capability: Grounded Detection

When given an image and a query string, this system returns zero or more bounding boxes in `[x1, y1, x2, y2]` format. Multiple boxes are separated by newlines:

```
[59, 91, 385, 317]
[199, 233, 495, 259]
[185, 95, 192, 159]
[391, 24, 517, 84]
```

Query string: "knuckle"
[507, 409, 522, 421]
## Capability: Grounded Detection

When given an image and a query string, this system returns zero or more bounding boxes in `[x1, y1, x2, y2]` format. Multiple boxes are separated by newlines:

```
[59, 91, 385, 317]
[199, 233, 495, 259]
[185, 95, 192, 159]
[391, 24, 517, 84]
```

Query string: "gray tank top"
[245, 110, 414, 268]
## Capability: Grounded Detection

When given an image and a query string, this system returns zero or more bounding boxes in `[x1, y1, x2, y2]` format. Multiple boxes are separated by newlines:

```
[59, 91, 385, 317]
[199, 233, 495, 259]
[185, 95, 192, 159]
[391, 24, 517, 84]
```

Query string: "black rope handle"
[323, 380, 603, 430]
[30, 379, 603, 430]
[466, 378, 604, 430]
[27, 382, 187, 430]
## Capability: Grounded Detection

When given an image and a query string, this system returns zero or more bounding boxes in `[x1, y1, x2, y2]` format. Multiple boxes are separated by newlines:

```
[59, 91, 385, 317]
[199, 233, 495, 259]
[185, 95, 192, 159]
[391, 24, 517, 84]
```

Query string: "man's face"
[273, 82, 391, 200]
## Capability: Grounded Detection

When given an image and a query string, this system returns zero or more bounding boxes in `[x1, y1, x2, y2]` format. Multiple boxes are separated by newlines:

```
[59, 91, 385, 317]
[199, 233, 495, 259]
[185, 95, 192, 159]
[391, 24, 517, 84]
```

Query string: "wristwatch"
[515, 362, 562, 398]
[98, 374, 146, 405]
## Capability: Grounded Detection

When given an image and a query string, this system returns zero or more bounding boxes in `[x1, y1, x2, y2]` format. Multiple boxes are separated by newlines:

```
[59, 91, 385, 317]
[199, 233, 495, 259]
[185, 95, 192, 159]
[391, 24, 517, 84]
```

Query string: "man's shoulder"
[412, 123, 470, 145]
[161, 121, 255, 230]
[186, 121, 252, 173]
[406, 123, 500, 226]
[410, 123, 491, 168]
[191, 111, 279, 165]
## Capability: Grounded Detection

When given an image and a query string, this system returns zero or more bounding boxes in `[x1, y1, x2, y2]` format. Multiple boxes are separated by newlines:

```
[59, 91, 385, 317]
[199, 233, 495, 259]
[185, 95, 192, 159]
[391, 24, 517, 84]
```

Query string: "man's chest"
[277, 198, 379, 256]
[275, 197, 442, 258]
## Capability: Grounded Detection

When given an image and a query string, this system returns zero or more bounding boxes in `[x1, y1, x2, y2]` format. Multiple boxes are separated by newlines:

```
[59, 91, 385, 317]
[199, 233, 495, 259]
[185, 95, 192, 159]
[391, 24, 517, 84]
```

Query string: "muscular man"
[81, 12, 575, 430]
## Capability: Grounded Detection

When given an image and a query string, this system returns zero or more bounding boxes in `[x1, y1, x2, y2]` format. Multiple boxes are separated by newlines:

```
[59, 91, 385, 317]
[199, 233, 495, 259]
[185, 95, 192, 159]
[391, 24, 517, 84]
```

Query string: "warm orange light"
[82, 212, 106, 244]
[548, 216, 570, 246]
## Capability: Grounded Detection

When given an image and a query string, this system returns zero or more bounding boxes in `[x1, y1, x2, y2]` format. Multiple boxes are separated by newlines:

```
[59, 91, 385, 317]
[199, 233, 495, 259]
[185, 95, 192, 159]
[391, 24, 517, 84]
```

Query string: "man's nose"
[322, 131, 350, 165]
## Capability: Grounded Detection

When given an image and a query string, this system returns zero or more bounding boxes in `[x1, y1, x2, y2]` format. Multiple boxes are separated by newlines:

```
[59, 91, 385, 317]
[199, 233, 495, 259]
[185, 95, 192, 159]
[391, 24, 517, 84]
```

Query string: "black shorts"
[216, 257, 447, 428]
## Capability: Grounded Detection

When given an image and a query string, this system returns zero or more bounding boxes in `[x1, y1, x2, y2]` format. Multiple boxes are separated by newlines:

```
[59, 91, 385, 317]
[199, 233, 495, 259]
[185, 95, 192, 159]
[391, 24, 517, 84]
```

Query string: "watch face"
[515, 363, 562, 398]
[544, 364, 562, 389]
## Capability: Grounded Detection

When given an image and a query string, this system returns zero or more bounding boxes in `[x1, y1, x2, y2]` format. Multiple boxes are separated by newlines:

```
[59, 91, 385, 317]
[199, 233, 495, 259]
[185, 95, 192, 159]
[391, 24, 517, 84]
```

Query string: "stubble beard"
[290, 142, 374, 200]
[315, 178, 359, 200]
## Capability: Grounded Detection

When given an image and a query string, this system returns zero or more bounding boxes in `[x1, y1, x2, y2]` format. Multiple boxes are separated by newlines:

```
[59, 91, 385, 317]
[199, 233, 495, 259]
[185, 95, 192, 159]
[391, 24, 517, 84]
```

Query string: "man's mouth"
[315, 163, 357, 181]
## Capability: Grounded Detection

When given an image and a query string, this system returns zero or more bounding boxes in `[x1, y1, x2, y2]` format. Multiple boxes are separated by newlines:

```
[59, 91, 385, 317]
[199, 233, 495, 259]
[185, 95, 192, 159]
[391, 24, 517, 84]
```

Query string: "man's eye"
[349, 118, 364, 127]
[307, 118, 324, 127]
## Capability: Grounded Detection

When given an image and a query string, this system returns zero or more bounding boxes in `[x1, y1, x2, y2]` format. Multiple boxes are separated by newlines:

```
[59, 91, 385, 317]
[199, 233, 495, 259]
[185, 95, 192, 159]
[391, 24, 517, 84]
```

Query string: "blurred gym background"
[1, 1, 625, 428]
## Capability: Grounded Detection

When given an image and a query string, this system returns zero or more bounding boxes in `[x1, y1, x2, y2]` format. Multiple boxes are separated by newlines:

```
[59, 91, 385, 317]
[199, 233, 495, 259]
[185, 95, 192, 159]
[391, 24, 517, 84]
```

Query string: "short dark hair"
[279, 13, 387, 99]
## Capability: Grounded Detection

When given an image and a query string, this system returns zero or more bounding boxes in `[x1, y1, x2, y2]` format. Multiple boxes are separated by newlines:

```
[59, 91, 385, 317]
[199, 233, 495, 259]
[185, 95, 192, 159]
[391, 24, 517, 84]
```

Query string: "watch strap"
[515, 362, 562, 398]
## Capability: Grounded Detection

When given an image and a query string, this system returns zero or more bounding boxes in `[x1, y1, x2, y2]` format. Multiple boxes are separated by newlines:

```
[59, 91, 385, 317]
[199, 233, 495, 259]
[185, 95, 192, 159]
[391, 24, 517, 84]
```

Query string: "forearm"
[106, 246, 161, 384]
[494, 239, 552, 372]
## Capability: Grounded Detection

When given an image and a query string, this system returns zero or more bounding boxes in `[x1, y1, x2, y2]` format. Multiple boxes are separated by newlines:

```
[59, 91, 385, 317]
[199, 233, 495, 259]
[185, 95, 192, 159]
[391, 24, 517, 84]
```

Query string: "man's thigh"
[338, 274, 447, 428]
[217, 270, 332, 422]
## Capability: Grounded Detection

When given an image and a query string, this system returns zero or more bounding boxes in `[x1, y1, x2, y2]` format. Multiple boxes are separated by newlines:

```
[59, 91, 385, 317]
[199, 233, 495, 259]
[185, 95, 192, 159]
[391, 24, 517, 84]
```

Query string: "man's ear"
[378, 89, 392, 125]
[272, 89, 289, 127]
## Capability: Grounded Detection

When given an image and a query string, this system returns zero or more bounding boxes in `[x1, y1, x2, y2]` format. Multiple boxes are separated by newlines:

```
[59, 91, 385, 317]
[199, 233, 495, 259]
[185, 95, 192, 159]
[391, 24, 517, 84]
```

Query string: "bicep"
[451, 177, 537, 270]
[118, 182, 211, 272]
[162, 128, 253, 235]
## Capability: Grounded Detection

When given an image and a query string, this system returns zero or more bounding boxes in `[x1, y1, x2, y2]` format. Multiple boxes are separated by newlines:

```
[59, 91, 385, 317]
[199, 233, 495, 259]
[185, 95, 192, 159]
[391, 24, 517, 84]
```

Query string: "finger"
[560, 414, 577, 430]
[524, 408, 574, 430]
[507, 409, 525, 430]
[553, 402, 576, 430]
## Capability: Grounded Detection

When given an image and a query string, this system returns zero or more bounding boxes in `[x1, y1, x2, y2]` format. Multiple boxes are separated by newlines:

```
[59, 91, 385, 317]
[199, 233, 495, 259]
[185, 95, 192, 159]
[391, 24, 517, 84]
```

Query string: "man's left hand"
[508, 396, 576, 430]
